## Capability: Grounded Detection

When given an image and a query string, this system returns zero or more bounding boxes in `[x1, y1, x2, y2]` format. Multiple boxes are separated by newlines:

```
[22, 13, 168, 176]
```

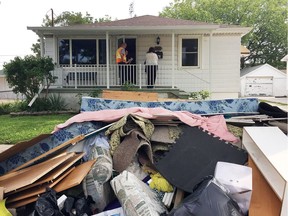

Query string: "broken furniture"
[242, 127, 288, 216]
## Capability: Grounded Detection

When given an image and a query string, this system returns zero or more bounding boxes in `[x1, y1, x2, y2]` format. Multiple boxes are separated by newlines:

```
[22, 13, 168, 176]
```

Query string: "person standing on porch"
[116, 42, 128, 85]
[145, 47, 158, 88]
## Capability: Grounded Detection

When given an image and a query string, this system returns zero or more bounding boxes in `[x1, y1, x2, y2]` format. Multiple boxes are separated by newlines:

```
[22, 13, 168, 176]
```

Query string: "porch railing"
[51, 64, 173, 89]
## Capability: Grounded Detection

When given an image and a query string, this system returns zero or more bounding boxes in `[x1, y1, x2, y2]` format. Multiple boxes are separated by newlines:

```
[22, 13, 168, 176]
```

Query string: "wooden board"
[248, 157, 282, 216]
[6, 167, 75, 203]
[102, 90, 158, 102]
[0, 134, 50, 163]
[54, 160, 96, 192]
[9, 134, 85, 173]
[0, 152, 75, 193]
[6, 152, 84, 196]
[6, 195, 38, 209]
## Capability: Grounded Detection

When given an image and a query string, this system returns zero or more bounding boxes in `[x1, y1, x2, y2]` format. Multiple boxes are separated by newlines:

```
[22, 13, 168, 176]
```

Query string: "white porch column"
[209, 31, 213, 98]
[172, 32, 175, 88]
[40, 36, 44, 57]
[106, 32, 110, 89]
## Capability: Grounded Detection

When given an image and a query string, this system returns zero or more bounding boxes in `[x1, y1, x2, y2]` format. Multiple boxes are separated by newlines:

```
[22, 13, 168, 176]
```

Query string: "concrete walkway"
[0, 144, 12, 153]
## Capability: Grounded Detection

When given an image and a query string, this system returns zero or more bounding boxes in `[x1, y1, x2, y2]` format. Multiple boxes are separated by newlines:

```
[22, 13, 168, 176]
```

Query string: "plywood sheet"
[6, 167, 74, 203]
[0, 152, 75, 193]
[7, 195, 38, 209]
[248, 157, 281, 216]
[54, 160, 96, 193]
[102, 90, 158, 102]
[6, 153, 84, 196]
[10, 134, 84, 172]
[0, 134, 50, 163]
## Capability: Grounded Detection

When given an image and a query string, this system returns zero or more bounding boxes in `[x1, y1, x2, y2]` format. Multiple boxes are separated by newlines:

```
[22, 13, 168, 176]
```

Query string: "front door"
[117, 37, 136, 64]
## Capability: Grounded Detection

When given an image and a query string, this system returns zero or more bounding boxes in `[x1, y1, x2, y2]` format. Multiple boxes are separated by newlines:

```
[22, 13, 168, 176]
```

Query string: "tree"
[3, 56, 55, 101]
[160, 0, 287, 69]
[31, 11, 112, 56]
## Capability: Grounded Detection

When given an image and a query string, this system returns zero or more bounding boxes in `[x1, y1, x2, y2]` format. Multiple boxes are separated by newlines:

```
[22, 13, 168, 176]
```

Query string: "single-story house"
[0, 70, 21, 100]
[27, 15, 251, 99]
[240, 63, 287, 97]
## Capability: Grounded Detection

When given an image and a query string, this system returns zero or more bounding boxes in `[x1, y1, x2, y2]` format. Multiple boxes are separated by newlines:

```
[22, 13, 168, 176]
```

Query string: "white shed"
[240, 64, 287, 97]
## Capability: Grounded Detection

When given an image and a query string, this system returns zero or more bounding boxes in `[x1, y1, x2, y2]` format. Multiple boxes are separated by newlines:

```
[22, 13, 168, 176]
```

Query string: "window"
[180, 38, 199, 67]
[58, 39, 106, 65]
[59, 39, 70, 65]
[72, 39, 96, 64]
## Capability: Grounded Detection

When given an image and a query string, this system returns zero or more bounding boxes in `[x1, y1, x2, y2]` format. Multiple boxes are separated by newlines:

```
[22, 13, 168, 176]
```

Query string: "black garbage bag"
[74, 197, 93, 216]
[61, 196, 93, 216]
[168, 176, 244, 216]
[61, 197, 75, 216]
[34, 187, 64, 216]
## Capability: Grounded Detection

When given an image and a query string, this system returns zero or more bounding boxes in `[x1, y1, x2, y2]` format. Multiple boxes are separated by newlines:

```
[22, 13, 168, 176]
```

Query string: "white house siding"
[0, 76, 22, 99]
[44, 37, 56, 62]
[209, 35, 241, 99]
[44, 33, 242, 99]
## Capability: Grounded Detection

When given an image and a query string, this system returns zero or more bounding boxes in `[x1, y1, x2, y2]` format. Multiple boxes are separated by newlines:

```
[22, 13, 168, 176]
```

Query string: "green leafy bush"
[0, 101, 28, 115]
[190, 90, 210, 100]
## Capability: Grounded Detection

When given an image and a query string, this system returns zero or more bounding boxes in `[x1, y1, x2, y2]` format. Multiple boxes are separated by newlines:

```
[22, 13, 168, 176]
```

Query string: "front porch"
[51, 64, 175, 89]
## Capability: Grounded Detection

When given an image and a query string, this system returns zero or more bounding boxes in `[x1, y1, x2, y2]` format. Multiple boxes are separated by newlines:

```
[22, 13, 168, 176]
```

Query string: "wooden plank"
[0, 152, 75, 193]
[6, 153, 84, 196]
[173, 188, 185, 208]
[102, 90, 158, 101]
[0, 187, 3, 200]
[6, 195, 37, 209]
[0, 134, 50, 163]
[54, 160, 96, 193]
[248, 157, 282, 216]
[9, 134, 85, 173]
[9, 123, 112, 173]
[6, 167, 75, 203]
[242, 127, 288, 199]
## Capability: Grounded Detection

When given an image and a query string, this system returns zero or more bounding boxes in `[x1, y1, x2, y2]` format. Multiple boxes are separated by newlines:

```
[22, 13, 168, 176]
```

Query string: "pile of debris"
[0, 105, 256, 216]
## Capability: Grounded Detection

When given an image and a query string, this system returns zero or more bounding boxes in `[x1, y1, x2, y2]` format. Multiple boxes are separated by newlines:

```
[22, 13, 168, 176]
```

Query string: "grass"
[0, 114, 74, 144]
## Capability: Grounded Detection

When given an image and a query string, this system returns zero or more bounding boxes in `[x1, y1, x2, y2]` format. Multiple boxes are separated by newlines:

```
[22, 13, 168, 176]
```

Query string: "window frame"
[57, 38, 107, 66]
[178, 35, 201, 69]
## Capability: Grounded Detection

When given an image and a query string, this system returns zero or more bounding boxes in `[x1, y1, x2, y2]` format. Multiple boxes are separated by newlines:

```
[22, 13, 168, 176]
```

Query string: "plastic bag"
[33, 187, 64, 216]
[168, 176, 244, 216]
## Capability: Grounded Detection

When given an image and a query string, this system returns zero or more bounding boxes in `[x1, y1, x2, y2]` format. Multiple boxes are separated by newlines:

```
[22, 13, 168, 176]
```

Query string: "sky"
[0, 0, 172, 69]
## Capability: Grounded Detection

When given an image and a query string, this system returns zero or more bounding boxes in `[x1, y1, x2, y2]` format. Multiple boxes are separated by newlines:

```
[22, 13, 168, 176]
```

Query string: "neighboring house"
[27, 15, 251, 99]
[0, 69, 20, 100]
[240, 64, 287, 97]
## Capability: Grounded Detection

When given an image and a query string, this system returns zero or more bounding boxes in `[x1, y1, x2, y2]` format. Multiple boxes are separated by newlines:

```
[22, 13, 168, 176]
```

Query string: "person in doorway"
[145, 47, 158, 88]
[116, 42, 132, 85]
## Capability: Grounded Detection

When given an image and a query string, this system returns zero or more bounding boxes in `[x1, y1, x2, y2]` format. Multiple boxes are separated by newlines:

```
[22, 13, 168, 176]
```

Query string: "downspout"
[209, 30, 213, 99]
[172, 32, 175, 88]
[106, 32, 110, 89]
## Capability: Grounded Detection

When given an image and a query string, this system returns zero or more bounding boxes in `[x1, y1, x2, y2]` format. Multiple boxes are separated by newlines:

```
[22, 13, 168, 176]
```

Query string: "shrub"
[190, 90, 210, 100]
[3, 55, 56, 101]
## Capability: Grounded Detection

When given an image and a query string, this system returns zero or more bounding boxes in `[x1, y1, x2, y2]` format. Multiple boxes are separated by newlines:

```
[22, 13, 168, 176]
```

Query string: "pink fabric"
[53, 107, 239, 143]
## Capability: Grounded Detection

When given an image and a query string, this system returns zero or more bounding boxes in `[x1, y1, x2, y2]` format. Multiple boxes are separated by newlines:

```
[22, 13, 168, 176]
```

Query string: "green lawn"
[0, 114, 74, 144]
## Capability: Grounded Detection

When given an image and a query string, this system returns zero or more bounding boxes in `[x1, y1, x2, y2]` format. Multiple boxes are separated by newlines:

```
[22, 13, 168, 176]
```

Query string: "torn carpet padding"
[154, 124, 248, 193]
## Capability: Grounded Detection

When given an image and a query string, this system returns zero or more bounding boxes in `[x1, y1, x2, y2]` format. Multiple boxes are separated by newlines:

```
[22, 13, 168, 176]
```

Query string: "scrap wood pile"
[0, 107, 256, 216]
